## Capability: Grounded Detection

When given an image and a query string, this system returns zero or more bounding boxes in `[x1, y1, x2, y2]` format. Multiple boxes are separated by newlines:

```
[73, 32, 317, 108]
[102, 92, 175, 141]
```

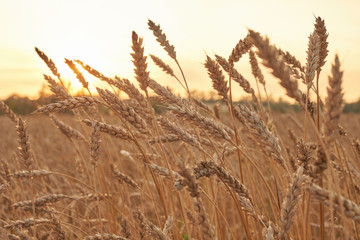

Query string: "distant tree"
[4, 95, 37, 115]
[343, 100, 360, 113]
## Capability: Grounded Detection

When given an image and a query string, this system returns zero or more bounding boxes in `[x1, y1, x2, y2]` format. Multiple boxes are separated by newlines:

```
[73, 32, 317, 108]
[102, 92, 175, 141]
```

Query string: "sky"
[1, 0, 360, 102]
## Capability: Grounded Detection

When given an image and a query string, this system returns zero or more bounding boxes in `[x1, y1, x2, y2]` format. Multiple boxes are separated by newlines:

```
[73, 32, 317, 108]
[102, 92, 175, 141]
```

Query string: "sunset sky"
[1, 0, 359, 102]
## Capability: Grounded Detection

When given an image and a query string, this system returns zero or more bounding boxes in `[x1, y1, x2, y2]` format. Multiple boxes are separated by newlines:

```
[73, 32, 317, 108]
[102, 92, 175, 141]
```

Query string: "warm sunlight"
[35, 40, 112, 95]
[2, 2, 360, 239]
[1, 0, 360, 101]
[45, 59, 98, 96]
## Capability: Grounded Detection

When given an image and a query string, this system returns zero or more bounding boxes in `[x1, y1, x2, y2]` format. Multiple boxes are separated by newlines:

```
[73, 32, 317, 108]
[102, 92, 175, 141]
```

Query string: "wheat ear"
[194, 160, 253, 202]
[35, 47, 61, 79]
[148, 20, 176, 60]
[234, 104, 284, 167]
[249, 50, 265, 86]
[150, 54, 177, 78]
[228, 34, 252, 65]
[146, 218, 171, 240]
[314, 16, 329, 74]
[13, 194, 74, 208]
[49, 114, 86, 142]
[262, 223, 275, 240]
[307, 184, 360, 222]
[157, 116, 205, 152]
[85, 233, 128, 240]
[4, 218, 51, 229]
[110, 164, 138, 188]
[277, 48, 305, 73]
[64, 58, 89, 89]
[133, 210, 148, 239]
[33, 97, 100, 114]
[296, 139, 312, 174]
[279, 167, 306, 240]
[97, 88, 149, 135]
[149, 79, 188, 107]
[16, 118, 33, 169]
[9, 170, 52, 178]
[205, 55, 228, 102]
[215, 54, 255, 96]
[90, 121, 101, 167]
[249, 30, 303, 104]
[50, 214, 66, 240]
[82, 119, 135, 140]
[304, 32, 320, 89]
[131, 31, 150, 92]
[177, 163, 215, 239]
[324, 54, 344, 143]
[120, 217, 131, 239]
[169, 105, 234, 141]
[43, 75, 70, 100]
[147, 19, 191, 96]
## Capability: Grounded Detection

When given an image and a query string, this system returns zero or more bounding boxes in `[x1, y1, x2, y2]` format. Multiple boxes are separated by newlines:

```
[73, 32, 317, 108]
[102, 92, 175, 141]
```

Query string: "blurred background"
[1, 0, 359, 102]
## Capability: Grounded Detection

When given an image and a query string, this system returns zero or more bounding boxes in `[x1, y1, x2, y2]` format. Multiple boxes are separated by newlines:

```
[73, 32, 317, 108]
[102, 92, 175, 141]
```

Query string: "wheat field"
[1, 17, 360, 240]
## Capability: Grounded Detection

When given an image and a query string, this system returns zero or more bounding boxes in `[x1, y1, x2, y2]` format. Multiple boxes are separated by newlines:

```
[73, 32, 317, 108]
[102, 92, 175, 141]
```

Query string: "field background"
[1, 14, 360, 240]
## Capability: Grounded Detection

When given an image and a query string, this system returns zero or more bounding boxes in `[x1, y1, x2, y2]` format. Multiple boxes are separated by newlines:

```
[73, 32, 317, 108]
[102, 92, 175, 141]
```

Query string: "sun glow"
[56, 62, 99, 95]
[37, 41, 111, 96]
[1, 0, 360, 101]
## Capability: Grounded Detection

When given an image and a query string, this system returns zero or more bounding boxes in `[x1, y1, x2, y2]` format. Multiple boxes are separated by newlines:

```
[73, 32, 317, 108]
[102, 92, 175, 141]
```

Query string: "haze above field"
[1, 0, 359, 101]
